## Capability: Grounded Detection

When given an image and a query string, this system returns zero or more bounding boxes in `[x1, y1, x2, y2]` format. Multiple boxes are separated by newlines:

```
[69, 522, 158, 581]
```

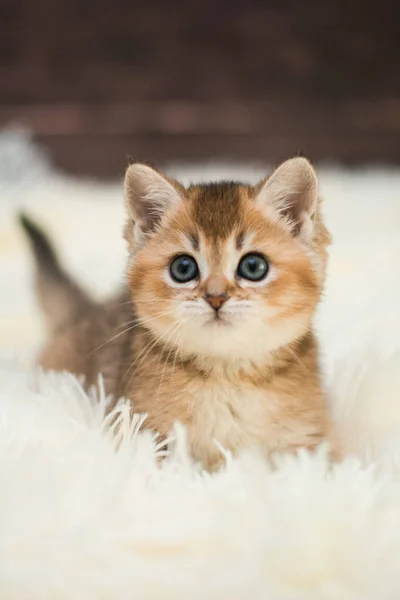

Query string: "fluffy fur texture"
[2, 353, 400, 600]
[2, 130, 400, 598]
[22, 157, 337, 468]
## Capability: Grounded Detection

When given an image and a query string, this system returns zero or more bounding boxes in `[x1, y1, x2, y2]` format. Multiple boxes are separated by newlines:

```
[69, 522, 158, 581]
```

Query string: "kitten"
[21, 157, 338, 468]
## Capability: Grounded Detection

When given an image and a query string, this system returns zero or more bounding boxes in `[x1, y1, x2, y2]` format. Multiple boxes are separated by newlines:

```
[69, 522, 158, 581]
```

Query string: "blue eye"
[169, 255, 199, 283]
[237, 253, 269, 282]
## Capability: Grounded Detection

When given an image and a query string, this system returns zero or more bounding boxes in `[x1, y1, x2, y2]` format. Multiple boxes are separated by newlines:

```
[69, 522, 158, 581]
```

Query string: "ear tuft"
[255, 157, 318, 239]
[124, 164, 182, 236]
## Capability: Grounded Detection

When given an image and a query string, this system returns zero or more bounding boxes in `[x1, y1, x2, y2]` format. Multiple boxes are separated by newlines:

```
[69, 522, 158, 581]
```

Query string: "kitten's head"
[124, 158, 330, 366]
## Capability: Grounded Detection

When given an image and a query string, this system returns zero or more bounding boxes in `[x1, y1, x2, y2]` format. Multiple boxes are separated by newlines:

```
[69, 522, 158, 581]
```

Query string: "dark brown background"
[0, 0, 399, 178]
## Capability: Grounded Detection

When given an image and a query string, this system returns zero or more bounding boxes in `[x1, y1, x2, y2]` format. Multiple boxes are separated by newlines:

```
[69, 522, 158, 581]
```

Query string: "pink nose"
[204, 293, 227, 311]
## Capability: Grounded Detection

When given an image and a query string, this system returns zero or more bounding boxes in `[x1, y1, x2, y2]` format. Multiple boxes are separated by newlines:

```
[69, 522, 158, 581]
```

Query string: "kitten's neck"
[192, 333, 315, 379]
[131, 323, 316, 382]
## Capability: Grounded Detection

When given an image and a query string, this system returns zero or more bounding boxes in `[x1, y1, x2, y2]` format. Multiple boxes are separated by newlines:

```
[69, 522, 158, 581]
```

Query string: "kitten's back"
[20, 215, 132, 394]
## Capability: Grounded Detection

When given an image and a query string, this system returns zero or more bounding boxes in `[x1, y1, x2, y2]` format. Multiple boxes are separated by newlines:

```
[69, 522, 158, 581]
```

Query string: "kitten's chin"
[204, 314, 232, 328]
[162, 314, 312, 364]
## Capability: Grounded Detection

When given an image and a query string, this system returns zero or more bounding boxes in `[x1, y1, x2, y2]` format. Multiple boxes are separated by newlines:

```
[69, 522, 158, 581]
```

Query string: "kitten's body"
[126, 330, 330, 466]
[22, 158, 338, 468]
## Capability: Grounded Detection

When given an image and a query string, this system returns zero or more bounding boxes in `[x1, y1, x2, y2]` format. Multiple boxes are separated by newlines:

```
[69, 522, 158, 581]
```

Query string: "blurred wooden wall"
[0, 0, 399, 178]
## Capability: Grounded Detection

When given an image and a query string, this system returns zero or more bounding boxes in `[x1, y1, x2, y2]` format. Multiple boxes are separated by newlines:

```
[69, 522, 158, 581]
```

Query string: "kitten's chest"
[187, 378, 277, 464]
[130, 359, 324, 469]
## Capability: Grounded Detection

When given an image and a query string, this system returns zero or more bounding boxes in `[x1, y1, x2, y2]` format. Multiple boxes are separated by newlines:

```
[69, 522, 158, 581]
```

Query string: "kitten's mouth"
[205, 313, 230, 327]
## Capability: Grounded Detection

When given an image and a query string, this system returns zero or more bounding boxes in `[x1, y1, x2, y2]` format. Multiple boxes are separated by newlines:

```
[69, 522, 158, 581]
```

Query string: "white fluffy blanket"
[1, 128, 400, 599]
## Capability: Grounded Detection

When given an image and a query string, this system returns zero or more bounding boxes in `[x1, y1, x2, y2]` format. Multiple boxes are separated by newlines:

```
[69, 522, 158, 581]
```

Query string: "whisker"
[86, 324, 139, 359]
[108, 299, 134, 308]
[155, 320, 186, 399]
[168, 323, 187, 386]
[121, 320, 180, 385]
[284, 345, 309, 373]
[116, 311, 171, 330]
[127, 328, 175, 384]
[87, 311, 172, 358]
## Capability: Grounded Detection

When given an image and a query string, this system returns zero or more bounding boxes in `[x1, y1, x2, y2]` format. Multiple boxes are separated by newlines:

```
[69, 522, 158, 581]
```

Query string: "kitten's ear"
[255, 157, 318, 239]
[124, 164, 182, 235]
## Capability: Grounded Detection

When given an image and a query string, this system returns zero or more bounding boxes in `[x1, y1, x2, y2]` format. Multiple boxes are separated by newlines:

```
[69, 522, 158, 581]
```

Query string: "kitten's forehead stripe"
[190, 182, 244, 240]
[188, 232, 199, 251]
[236, 231, 245, 250]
